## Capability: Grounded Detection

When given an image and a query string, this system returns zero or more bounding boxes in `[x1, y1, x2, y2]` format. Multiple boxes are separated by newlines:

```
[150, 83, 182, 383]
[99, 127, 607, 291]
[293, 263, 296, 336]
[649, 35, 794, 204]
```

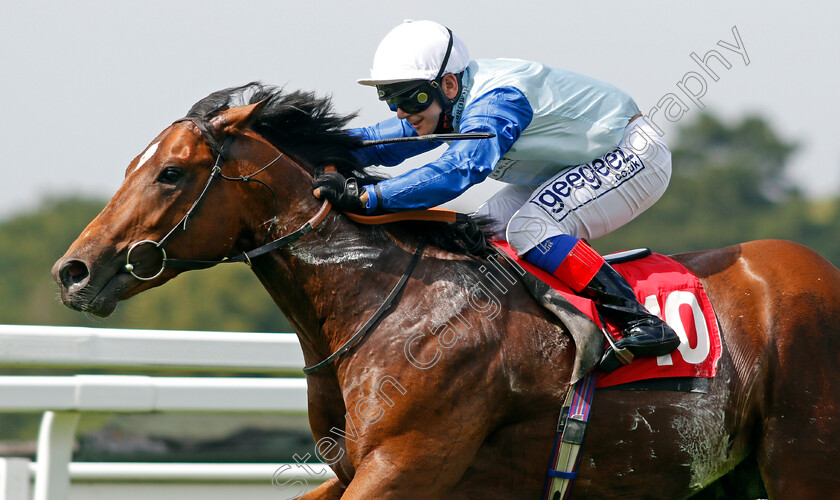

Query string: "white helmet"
[358, 20, 470, 86]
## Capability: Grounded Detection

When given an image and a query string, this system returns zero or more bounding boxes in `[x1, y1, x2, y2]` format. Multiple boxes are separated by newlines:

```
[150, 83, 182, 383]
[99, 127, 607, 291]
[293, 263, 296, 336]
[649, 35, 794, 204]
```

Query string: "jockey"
[314, 20, 679, 372]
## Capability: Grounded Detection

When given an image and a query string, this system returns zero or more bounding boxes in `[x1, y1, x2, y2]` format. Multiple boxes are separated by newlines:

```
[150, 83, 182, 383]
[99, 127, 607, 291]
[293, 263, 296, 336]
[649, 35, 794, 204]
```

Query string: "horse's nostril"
[60, 260, 90, 287]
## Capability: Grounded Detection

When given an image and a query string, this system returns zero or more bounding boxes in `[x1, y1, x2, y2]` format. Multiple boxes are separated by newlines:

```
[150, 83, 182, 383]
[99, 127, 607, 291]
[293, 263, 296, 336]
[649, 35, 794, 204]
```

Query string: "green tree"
[0, 197, 293, 333]
[595, 112, 840, 267]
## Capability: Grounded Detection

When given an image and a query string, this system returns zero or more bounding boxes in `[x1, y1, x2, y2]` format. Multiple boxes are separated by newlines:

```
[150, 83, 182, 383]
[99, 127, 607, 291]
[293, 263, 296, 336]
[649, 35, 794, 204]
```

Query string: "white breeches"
[476, 116, 672, 256]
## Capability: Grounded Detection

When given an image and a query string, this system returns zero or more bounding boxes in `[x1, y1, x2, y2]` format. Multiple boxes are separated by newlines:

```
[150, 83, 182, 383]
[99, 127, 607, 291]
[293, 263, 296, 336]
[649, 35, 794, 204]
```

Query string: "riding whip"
[358, 132, 494, 147]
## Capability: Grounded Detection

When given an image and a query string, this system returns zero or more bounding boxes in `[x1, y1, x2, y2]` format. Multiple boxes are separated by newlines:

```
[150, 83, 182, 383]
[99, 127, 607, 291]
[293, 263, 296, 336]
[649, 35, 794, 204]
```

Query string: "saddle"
[336, 207, 722, 387]
[491, 241, 722, 388]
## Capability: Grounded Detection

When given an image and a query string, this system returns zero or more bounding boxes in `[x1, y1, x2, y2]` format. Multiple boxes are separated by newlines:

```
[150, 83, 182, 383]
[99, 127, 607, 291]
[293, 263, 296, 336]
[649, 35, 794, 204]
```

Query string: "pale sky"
[2, 0, 837, 219]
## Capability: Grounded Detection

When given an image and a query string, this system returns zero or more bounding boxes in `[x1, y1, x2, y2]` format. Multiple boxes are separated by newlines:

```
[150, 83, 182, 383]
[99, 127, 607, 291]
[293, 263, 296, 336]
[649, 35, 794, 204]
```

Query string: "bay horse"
[53, 83, 840, 499]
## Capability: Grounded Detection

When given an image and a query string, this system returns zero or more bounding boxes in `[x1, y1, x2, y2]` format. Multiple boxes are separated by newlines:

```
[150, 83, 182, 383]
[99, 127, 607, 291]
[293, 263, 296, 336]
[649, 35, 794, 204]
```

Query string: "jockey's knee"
[506, 215, 554, 256]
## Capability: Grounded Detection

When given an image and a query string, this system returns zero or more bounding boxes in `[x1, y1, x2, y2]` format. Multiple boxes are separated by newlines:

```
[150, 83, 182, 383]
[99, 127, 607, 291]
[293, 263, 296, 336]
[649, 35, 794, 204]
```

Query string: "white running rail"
[0, 325, 332, 500]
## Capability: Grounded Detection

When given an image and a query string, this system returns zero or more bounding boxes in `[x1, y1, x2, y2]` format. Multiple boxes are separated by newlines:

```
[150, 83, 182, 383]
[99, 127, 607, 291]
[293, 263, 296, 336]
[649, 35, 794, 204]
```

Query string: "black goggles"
[377, 82, 437, 114]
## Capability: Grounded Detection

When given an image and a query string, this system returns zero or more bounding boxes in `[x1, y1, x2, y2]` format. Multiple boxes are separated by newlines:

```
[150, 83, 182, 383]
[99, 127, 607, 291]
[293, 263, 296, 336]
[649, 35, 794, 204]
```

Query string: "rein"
[123, 119, 447, 375]
[124, 119, 475, 279]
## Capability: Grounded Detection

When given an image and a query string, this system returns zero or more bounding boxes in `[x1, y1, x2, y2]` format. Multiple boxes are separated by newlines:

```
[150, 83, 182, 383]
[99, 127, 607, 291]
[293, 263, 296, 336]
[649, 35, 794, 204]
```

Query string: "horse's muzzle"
[52, 257, 122, 317]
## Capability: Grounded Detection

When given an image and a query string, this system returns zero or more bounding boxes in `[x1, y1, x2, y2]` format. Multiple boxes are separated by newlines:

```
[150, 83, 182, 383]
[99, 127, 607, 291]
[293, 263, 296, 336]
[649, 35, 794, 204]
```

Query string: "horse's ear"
[209, 99, 269, 137]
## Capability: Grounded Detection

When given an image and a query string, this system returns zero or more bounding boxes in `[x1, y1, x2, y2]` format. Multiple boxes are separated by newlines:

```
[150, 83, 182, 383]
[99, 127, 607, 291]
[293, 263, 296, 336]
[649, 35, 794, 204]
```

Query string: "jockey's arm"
[358, 87, 533, 214]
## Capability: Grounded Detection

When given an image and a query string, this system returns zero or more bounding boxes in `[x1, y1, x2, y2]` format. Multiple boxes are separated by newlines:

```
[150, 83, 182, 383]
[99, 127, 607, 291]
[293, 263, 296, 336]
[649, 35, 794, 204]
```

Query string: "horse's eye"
[157, 167, 183, 184]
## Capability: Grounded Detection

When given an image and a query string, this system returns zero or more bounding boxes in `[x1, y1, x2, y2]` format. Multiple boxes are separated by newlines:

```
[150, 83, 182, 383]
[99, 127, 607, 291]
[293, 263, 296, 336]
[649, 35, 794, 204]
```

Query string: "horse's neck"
[230, 147, 445, 375]
[246, 207, 403, 368]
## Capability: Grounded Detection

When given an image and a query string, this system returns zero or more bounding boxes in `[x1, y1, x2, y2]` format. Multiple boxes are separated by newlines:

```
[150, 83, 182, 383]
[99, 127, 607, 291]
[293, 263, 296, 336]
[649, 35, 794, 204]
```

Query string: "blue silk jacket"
[351, 58, 640, 213]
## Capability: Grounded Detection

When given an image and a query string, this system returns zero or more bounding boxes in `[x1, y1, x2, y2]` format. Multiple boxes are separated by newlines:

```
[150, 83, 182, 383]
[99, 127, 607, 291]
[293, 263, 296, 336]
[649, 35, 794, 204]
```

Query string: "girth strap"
[542, 370, 598, 500]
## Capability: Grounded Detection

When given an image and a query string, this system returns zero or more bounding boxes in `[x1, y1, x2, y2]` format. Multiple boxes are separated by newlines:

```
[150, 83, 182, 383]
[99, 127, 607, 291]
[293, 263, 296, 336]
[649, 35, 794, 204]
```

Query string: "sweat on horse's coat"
[53, 83, 840, 499]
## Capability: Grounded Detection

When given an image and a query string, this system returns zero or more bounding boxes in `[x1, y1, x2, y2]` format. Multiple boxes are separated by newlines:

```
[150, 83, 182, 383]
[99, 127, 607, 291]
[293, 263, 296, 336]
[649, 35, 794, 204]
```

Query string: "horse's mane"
[186, 82, 490, 256]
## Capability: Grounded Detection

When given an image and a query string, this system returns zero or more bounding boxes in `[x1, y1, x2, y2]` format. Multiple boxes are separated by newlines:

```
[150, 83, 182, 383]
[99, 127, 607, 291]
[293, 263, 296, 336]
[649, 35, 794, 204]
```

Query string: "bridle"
[123, 117, 332, 281]
[122, 116, 426, 375]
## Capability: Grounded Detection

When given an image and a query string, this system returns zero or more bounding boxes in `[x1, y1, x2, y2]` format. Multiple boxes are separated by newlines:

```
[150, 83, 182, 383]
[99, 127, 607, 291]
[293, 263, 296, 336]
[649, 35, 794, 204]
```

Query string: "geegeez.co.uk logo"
[529, 147, 646, 219]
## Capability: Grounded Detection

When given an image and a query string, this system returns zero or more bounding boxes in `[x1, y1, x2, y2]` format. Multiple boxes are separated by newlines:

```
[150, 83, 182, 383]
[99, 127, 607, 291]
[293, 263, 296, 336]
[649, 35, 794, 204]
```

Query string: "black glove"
[313, 171, 367, 214]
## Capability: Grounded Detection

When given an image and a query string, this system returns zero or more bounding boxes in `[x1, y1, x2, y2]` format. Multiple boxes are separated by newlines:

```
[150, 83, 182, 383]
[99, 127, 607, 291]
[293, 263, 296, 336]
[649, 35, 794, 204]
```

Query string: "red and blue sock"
[524, 235, 605, 293]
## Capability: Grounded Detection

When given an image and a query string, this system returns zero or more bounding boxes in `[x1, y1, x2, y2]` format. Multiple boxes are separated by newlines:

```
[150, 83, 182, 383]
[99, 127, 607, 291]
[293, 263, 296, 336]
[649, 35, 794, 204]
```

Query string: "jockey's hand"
[313, 171, 366, 214]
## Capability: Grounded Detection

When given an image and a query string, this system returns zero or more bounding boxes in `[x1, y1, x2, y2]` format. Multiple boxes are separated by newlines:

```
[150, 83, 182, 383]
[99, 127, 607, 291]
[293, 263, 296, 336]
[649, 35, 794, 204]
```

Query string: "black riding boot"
[582, 262, 681, 373]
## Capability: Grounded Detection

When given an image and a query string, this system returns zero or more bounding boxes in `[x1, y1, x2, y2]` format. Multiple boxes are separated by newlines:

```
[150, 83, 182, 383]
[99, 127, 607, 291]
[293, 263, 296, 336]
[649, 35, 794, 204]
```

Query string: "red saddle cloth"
[492, 241, 722, 389]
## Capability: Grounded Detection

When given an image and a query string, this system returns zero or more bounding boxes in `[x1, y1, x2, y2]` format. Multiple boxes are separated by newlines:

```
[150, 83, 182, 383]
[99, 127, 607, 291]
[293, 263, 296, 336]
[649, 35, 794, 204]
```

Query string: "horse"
[53, 83, 840, 499]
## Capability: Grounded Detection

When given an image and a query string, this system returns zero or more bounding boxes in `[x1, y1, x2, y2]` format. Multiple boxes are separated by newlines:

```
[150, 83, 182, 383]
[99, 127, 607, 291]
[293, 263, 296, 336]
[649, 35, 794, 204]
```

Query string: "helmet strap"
[434, 111, 454, 134]
[432, 70, 464, 133]
[430, 28, 460, 133]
